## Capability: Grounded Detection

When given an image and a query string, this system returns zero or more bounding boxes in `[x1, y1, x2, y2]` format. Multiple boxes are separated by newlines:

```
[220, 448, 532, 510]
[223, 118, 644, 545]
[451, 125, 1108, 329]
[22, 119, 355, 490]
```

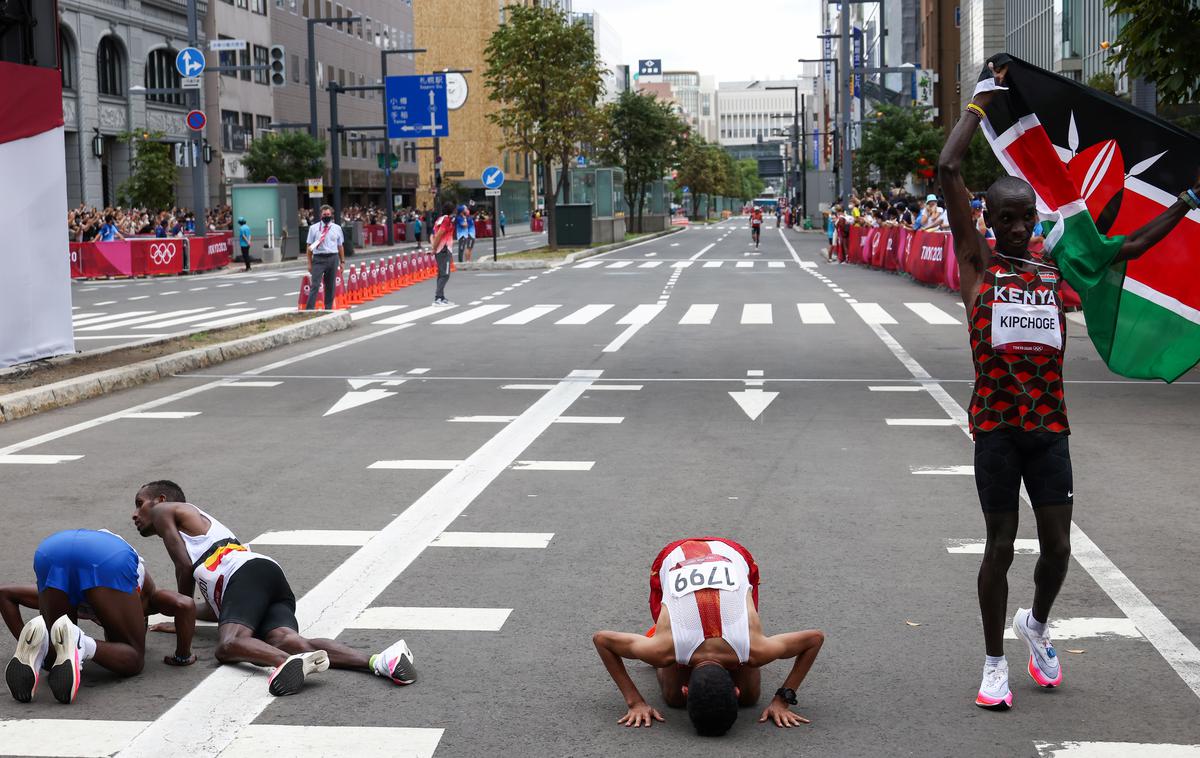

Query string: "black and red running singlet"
[968, 250, 1069, 436]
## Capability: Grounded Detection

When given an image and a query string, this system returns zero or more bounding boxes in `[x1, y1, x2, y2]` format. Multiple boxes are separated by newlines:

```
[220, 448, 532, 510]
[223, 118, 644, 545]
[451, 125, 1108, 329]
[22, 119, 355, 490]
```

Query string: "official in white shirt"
[305, 204, 345, 310]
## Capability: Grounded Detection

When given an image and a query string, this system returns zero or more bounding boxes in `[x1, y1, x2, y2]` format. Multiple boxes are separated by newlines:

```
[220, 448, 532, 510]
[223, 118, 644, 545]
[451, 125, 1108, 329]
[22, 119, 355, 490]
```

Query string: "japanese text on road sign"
[384, 75, 449, 139]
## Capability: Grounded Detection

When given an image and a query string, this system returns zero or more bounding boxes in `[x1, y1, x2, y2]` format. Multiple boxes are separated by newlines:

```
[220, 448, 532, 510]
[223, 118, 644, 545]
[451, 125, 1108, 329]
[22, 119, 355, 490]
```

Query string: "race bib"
[668, 556, 742, 598]
[991, 301, 1062, 354]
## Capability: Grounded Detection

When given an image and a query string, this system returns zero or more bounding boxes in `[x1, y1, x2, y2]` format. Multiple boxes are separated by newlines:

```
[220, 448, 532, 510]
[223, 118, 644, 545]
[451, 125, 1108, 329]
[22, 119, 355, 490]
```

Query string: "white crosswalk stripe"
[433, 304, 510, 324]
[741, 303, 772, 324]
[556, 304, 614, 324]
[797, 303, 835, 324]
[703, 261, 724, 268]
[679, 304, 718, 325]
[133, 307, 255, 330]
[71, 311, 155, 328]
[193, 307, 295, 329]
[76, 308, 214, 332]
[905, 302, 962, 325]
[605, 261, 633, 268]
[638, 261, 662, 268]
[494, 304, 561, 324]
[851, 302, 898, 325]
[573, 260, 605, 268]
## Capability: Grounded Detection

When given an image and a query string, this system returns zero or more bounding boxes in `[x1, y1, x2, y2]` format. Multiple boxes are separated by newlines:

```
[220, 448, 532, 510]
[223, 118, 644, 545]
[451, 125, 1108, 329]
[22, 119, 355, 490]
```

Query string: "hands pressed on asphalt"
[163, 653, 197, 666]
[618, 702, 665, 727]
[149, 621, 175, 634]
[758, 699, 811, 728]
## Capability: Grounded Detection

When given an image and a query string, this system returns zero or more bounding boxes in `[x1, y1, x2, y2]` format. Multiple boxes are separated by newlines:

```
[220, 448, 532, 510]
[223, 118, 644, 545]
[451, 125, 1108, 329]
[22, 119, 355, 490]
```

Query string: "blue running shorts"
[34, 529, 140, 606]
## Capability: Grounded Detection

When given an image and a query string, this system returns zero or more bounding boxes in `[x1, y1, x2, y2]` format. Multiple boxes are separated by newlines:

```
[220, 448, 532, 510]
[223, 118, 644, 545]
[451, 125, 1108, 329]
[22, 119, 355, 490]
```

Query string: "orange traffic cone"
[297, 273, 312, 310]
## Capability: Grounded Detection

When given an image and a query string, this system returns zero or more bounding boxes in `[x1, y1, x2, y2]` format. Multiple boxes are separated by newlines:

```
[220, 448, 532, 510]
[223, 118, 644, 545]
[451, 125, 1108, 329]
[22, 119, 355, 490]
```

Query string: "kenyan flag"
[974, 54, 1200, 382]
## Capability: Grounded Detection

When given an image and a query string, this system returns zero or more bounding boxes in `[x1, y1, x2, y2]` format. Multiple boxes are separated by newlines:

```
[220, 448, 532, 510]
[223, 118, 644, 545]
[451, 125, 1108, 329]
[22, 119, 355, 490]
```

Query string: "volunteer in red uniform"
[132, 480, 416, 697]
[750, 207, 763, 248]
[940, 61, 1197, 711]
[431, 201, 456, 306]
[593, 537, 824, 735]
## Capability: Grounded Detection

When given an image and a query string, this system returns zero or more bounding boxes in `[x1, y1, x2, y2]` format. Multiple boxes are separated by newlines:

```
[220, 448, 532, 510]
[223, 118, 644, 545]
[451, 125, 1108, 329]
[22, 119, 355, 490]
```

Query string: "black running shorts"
[973, 428, 1073, 512]
[218, 558, 299, 639]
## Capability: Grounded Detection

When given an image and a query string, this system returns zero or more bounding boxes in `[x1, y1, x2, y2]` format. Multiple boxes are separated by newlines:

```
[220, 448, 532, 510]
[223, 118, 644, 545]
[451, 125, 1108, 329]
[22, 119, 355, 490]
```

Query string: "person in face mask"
[304, 205, 345, 310]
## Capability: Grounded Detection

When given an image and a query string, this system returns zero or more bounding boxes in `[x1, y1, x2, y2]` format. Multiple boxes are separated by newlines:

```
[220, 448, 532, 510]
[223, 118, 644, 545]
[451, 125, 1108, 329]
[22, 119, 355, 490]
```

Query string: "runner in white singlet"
[593, 537, 825, 736]
[133, 480, 418, 697]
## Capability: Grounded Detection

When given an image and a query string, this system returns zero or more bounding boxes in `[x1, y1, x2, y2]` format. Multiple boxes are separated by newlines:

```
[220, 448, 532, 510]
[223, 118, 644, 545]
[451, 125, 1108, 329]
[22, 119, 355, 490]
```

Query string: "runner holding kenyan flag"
[938, 55, 1200, 711]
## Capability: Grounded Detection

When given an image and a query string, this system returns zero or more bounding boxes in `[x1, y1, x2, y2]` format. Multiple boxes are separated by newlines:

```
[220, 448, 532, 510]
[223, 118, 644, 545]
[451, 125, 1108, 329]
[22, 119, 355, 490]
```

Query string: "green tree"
[857, 105, 944, 187]
[240, 131, 327, 185]
[674, 136, 729, 218]
[1103, 0, 1200, 106]
[1086, 71, 1118, 96]
[598, 91, 682, 231]
[734, 159, 764, 200]
[484, 4, 604, 249]
[116, 132, 177, 210]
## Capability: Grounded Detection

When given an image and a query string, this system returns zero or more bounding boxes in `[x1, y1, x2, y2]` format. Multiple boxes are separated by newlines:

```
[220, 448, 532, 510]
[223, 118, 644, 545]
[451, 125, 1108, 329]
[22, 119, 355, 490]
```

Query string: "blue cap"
[237, 217, 246, 223]
[970, 200, 982, 210]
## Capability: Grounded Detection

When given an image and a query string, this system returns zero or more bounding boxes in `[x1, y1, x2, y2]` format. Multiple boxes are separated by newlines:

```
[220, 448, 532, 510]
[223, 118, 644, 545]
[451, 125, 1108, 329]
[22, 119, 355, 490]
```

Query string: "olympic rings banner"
[69, 233, 233, 278]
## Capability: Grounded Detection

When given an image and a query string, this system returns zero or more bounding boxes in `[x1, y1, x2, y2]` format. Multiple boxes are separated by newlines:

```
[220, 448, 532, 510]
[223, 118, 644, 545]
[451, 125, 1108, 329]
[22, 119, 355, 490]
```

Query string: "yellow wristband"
[965, 103, 986, 120]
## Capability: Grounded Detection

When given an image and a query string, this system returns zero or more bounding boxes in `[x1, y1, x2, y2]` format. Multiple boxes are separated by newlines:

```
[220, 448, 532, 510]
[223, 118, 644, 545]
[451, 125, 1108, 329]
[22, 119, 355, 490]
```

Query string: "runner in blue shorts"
[3, 529, 197, 704]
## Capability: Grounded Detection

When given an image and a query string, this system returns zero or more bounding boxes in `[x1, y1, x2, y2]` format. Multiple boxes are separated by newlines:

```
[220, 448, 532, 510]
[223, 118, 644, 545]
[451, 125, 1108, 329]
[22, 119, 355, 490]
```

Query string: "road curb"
[452, 226, 684, 271]
[0, 311, 350, 425]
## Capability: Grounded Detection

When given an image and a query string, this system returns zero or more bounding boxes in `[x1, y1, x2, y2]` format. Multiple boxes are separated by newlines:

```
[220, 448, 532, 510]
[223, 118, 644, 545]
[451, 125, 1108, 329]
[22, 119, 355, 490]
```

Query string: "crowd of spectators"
[67, 205, 234, 242]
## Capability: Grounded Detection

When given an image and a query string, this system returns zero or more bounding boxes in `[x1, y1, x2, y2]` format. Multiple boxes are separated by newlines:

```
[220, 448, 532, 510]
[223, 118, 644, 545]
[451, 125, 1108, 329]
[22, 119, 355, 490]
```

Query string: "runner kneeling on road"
[3, 528, 197, 704]
[593, 537, 824, 735]
[750, 207, 763, 248]
[132, 480, 416, 696]
[939, 58, 1200, 711]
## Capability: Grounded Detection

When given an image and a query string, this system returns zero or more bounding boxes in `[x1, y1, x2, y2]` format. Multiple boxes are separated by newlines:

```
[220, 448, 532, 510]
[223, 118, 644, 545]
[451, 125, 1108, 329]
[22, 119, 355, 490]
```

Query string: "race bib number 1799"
[668, 557, 742, 598]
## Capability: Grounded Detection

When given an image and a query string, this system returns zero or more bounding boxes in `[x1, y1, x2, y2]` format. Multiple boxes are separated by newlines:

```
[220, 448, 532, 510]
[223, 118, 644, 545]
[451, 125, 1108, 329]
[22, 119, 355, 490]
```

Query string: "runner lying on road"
[132, 480, 416, 696]
[593, 537, 824, 735]
[3, 528, 197, 704]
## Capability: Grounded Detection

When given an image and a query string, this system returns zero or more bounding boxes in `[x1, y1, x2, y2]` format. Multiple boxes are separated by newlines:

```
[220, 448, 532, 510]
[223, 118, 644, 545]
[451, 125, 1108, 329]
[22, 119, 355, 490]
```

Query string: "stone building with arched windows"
[59, 0, 200, 208]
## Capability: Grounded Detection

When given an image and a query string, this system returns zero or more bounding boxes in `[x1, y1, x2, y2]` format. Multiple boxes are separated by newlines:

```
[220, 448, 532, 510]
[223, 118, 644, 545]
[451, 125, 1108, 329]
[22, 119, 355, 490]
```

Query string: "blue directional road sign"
[384, 74, 449, 139]
[481, 166, 505, 189]
[176, 47, 205, 78]
[576, 155, 586, 168]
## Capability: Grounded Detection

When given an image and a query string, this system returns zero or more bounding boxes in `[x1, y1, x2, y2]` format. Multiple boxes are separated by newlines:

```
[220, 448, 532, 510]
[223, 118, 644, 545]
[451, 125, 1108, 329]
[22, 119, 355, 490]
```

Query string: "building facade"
[959, 0, 1004, 115]
[270, 0, 418, 209]
[411, 0, 533, 220]
[574, 10, 626, 104]
[59, 0, 204, 209]
[1005, 0, 1125, 85]
[919, 0, 960, 128]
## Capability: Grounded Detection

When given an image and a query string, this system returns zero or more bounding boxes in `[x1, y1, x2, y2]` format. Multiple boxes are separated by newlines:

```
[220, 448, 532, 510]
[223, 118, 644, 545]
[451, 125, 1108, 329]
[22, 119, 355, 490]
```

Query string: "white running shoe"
[1013, 608, 1062, 688]
[267, 650, 330, 697]
[47, 615, 84, 704]
[374, 639, 417, 686]
[975, 661, 1012, 710]
[6, 616, 49, 703]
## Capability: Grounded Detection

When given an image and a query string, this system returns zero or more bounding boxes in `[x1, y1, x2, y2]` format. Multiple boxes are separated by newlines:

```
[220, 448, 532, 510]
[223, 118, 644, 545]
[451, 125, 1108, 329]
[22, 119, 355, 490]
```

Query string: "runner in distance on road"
[593, 537, 824, 735]
[3, 528, 197, 705]
[132, 480, 416, 696]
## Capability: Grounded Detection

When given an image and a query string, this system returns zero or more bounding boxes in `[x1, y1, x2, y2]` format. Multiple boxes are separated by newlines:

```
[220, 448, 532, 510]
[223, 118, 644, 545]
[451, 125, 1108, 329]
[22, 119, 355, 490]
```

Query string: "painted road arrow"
[324, 373, 404, 415]
[728, 388, 778, 420]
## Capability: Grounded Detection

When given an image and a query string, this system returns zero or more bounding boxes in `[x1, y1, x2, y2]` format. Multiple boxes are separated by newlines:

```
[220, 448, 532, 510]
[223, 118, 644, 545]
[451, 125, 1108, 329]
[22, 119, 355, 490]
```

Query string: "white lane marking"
[605, 261, 633, 269]
[851, 302, 898, 325]
[255, 296, 277, 301]
[348, 606, 512, 631]
[911, 465, 974, 475]
[127, 295, 150, 301]
[433, 304, 510, 324]
[118, 369, 600, 758]
[1067, 311, 1086, 326]
[556, 416, 623, 424]
[74, 334, 165, 340]
[639, 261, 663, 268]
[1034, 741, 1200, 757]
[160, 290, 179, 295]
[574, 260, 605, 268]
[70, 312, 106, 320]
[408, 368, 430, 374]
[432, 531, 554, 549]
[323, 388, 396, 416]
[747, 370, 764, 377]
[368, 460, 461, 470]
[374, 304, 457, 324]
[868, 385, 926, 392]
[94, 300, 118, 305]
[134, 308, 252, 329]
[120, 412, 201, 420]
[251, 530, 376, 546]
[689, 243, 716, 260]
[645, 252, 657, 257]
[220, 381, 283, 388]
[223, 725, 443, 758]
[866, 312, 1200, 700]
[349, 304, 407, 321]
[736, 261, 754, 268]
[905, 302, 962, 325]
[1002, 617, 1143, 641]
[671, 261, 693, 268]
[605, 304, 666, 352]
[797, 303, 835, 324]
[680, 304, 718, 325]
[776, 227, 806, 265]
[0, 719, 151, 757]
[76, 308, 214, 331]
[511, 460, 593, 470]
[556, 304, 614, 325]
[0, 455, 83, 464]
[495, 304, 561, 325]
[502, 383, 642, 391]
[71, 311, 155, 327]
[945, 538, 1042, 554]
[188, 287, 207, 291]
[670, 242, 680, 246]
[703, 261, 724, 268]
[768, 261, 786, 268]
[225, 301, 248, 306]
[503, 384, 558, 390]
[886, 418, 959, 426]
[216, 283, 234, 288]
[729, 388, 778, 420]
[741, 303, 773, 324]
[450, 415, 519, 423]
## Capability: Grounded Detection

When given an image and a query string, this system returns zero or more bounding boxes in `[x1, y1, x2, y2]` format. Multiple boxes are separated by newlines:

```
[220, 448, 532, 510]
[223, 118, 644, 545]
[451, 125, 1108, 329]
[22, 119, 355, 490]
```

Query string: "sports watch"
[775, 687, 797, 705]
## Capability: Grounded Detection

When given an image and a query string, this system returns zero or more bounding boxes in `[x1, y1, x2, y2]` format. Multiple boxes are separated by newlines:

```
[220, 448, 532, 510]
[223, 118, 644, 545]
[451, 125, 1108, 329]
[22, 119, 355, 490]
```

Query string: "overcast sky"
[579, 0, 828, 83]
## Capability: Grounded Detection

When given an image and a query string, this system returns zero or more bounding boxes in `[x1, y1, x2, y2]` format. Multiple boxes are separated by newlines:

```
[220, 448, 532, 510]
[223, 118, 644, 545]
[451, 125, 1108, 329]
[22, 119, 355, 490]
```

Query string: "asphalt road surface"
[65, 229, 547, 350]
[2, 218, 1198, 757]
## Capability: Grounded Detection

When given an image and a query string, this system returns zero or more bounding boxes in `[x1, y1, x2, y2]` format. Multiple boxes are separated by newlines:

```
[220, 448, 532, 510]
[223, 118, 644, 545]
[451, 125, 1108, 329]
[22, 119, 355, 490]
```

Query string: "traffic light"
[269, 45, 286, 87]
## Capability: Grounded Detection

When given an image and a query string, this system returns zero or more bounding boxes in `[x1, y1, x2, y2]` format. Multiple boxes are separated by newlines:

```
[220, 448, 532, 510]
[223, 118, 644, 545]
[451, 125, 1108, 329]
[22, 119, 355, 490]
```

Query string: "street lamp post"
[379, 48, 426, 244]
[799, 56, 840, 211]
[307, 16, 362, 139]
[767, 84, 802, 225]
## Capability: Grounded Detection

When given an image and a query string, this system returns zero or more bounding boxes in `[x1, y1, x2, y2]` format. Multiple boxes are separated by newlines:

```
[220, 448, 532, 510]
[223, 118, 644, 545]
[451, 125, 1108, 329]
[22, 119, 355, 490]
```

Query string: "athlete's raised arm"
[592, 630, 674, 727]
[1113, 170, 1200, 263]
[749, 629, 826, 727]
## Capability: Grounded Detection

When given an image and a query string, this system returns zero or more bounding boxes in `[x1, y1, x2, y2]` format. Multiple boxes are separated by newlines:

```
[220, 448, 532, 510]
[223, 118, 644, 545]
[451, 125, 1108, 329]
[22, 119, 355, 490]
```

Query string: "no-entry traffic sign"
[185, 110, 207, 131]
